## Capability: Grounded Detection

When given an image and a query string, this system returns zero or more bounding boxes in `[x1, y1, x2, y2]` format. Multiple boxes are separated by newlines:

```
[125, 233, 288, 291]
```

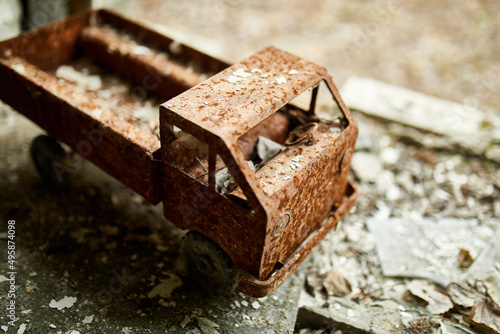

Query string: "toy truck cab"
[160, 47, 358, 296]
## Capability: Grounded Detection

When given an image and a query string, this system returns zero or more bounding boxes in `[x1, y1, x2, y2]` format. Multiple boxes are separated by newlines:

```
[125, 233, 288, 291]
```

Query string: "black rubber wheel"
[30, 135, 70, 186]
[182, 231, 240, 295]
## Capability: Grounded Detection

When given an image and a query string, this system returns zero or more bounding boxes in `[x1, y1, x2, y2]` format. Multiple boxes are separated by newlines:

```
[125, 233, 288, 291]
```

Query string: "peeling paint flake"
[147, 273, 183, 298]
[91, 108, 103, 119]
[83, 315, 94, 324]
[232, 68, 252, 78]
[17, 324, 26, 334]
[132, 45, 151, 55]
[49, 296, 77, 311]
[227, 75, 242, 84]
[276, 76, 286, 85]
[11, 63, 25, 75]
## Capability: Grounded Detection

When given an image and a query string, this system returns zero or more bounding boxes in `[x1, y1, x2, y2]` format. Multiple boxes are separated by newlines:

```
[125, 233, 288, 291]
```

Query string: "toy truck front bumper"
[238, 180, 358, 298]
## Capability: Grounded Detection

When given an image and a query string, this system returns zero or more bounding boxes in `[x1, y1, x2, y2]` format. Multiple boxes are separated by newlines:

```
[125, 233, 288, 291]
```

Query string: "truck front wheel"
[181, 231, 240, 295]
[30, 135, 70, 186]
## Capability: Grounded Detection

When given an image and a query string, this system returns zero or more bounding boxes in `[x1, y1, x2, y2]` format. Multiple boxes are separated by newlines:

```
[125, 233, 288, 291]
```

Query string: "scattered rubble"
[295, 83, 499, 333]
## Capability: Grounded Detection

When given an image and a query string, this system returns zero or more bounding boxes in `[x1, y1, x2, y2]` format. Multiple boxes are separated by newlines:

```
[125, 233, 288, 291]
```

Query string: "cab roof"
[160, 46, 328, 142]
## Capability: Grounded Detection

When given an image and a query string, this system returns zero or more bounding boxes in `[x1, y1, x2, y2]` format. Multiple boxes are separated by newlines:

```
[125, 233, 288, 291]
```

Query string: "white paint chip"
[227, 75, 242, 84]
[91, 108, 103, 119]
[232, 68, 252, 78]
[276, 76, 286, 85]
[11, 63, 25, 75]
[132, 45, 151, 55]
[49, 296, 77, 311]
[17, 324, 26, 334]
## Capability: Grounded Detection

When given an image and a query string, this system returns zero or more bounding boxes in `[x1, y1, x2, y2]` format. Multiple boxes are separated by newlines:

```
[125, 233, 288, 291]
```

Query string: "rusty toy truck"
[0, 10, 358, 297]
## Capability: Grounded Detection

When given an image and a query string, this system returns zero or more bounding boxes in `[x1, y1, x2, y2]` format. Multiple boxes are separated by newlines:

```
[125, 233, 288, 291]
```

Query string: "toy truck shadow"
[0, 9, 358, 297]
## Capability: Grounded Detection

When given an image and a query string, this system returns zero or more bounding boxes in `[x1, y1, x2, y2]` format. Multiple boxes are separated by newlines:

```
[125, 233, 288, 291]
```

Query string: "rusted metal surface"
[0, 10, 358, 297]
[163, 46, 330, 140]
[239, 181, 358, 298]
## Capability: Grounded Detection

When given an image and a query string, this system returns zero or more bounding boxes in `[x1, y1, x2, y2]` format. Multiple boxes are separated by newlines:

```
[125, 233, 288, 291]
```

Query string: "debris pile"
[296, 79, 500, 333]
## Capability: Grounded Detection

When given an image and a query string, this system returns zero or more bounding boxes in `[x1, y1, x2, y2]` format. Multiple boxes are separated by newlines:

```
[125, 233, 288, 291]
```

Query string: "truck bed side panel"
[0, 60, 161, 204]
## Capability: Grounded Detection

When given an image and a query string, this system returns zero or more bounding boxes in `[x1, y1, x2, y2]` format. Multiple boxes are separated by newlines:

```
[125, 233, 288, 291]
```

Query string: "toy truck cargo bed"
[0, 9, 228, 203]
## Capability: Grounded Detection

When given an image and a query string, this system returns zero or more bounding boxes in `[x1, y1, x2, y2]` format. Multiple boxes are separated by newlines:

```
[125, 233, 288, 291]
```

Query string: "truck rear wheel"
[181, 231, 240, 295]
[30, 135, 70, 186]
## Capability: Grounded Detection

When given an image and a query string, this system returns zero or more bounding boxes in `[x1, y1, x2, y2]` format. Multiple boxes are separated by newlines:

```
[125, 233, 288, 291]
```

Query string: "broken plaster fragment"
[288, 69, 298, 75]
[276, 76, 286, 85]
[49, 296, 77, 311]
